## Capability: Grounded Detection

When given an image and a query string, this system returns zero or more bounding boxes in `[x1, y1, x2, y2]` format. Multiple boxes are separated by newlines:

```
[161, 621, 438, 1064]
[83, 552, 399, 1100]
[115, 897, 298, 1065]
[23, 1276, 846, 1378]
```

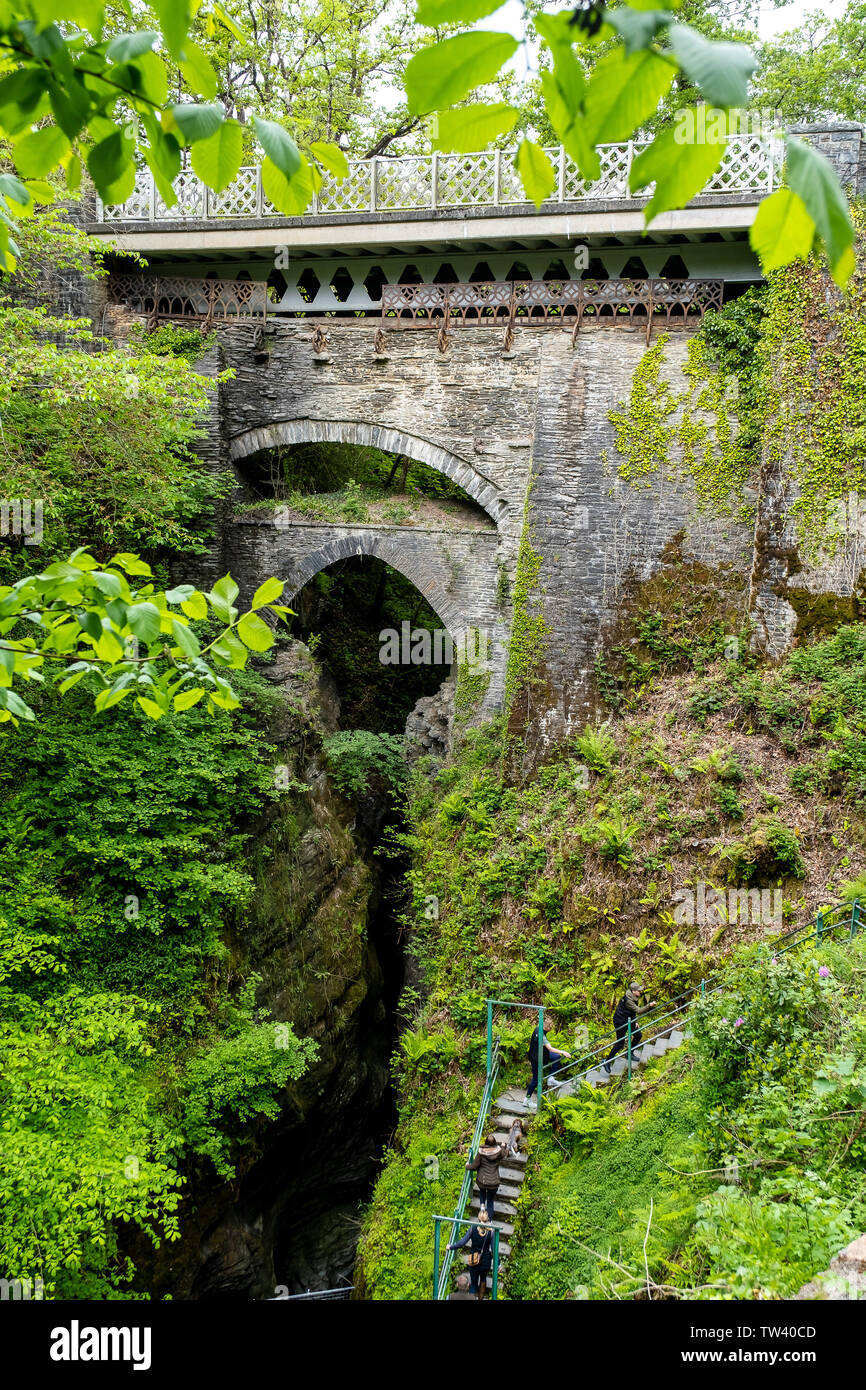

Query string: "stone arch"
[228, 419, 506, 523]
[283, 531, 471, 651]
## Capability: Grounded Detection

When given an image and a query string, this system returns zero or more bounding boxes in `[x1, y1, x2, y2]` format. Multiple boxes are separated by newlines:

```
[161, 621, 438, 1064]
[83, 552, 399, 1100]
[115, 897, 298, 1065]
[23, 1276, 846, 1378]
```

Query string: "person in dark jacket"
[447, 1219, 494, 1299]
[466, 1135, 507, 1223]
[603, 981, 656, 1073]
[526, 1017, 570, 1104]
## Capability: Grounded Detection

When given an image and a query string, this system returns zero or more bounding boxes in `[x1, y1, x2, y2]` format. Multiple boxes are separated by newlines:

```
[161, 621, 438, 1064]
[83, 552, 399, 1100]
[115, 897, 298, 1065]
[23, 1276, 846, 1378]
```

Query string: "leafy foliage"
[323, 728, 407, 798]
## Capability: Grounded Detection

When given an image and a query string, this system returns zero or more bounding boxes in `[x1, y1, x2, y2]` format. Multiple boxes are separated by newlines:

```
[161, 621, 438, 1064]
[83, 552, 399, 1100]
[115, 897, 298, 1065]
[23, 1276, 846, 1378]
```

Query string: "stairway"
[462, 1026, 688, 1280]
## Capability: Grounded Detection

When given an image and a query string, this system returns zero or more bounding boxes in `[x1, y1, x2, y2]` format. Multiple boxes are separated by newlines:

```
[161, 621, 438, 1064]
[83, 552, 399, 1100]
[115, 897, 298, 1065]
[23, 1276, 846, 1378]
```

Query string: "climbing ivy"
[608, 336, 684, 490]
[503, 483, 550, 731]
[758, 208, 866, 562]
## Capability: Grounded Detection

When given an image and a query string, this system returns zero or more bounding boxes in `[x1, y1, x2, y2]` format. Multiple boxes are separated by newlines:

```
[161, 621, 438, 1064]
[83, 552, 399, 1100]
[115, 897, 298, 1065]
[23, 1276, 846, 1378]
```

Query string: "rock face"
[125, 644, 395, 1299]
[404, 675, 456, 763]
[795, 1234, 866, 1300]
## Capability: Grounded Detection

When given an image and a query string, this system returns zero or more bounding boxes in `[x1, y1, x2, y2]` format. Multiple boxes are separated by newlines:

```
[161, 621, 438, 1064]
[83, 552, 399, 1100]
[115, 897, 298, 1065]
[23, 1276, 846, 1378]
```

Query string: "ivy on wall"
[607, 216, 866, 562]
[759, 209, 866, 563]
[503, 483, 550, 731]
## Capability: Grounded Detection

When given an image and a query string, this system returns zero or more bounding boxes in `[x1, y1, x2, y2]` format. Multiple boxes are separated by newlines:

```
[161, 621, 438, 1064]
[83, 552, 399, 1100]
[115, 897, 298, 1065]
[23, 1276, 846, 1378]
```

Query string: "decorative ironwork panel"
[100, 136, 778, 220]
[108, 273, 267, 322]
[375, 156, 433, 210]
[706, 136, 777, 192]
[104, 171, 151, 221]
[155, 171, 205, 219]
[317, 163, 373, 212]
[436, 152, 497, 206]
[208, 166, 259, 217]
[383, 278, 723, 333]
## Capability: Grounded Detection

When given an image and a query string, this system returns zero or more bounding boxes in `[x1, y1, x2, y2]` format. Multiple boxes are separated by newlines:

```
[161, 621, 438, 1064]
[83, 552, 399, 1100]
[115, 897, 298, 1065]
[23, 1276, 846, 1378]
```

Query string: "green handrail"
[434, 1037, 501, 1300]
[547, 899, 860, 1094]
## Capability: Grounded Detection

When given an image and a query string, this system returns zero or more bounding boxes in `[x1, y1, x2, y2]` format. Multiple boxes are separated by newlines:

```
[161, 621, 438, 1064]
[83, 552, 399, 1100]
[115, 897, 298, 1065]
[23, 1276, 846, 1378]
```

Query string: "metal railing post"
[625, 139, 634, 196]
[431, 150, 439, 209]
[433, 1218, 441, 1300]
[255, 166, 263, 217]
[626, 1016, 633, 1079]
[816, 909, 823, 945]
[536, 1007, 544, 1111]
[558, 144, 566, 202]
[700, 978, 705, 996]
[370, 157, 378, 212]
[852, 901, 861, 938]
[486, 999, 493, 1079]
[493, 149, 502, 206]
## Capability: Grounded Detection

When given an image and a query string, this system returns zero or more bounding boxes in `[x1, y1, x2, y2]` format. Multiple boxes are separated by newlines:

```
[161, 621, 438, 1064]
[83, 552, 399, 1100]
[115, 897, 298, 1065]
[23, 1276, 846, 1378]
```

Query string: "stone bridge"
[88, 121, 866, 754]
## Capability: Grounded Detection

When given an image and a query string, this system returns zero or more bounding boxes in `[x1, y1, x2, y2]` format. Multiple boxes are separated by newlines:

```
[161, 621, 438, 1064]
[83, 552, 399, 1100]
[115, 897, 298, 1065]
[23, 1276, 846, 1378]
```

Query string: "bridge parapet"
[99, 134, 781, 224]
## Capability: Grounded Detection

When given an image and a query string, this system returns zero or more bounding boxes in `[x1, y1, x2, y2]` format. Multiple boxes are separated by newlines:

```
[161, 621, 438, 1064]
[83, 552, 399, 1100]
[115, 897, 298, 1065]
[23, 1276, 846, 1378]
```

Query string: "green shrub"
[183, 1023, 317, 1178]
[323, 729, 407, 798]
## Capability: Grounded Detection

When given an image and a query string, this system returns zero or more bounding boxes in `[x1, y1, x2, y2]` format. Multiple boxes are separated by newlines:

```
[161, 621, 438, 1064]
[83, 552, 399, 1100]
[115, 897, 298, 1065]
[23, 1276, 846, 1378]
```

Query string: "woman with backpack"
[465, 1134, 507, 1223]
[447, 1215, 495, 1300]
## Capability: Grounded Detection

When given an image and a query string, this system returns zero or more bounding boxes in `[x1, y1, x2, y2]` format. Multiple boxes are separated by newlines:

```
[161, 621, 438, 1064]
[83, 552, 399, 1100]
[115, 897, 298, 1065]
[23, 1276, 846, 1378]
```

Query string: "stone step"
[469, 1180, 521, 1201]
[470, 1197, 518, 1220]
[669, 1029, 685, 1047]
[498, 1164, 526, 1185]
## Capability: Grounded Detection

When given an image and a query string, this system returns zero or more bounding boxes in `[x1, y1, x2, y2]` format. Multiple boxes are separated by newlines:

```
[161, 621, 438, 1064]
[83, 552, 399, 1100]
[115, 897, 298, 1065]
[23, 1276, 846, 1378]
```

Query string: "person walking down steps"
[465, 1135, 507, 1224]
[447, 1216, 494, 1300]
[603, 981, 656, 1074]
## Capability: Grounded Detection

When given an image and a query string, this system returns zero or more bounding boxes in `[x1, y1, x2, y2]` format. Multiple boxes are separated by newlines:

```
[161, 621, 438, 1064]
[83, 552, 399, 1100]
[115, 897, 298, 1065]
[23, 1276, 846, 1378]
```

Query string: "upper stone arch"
[281, 530, 470, 645]
[228, 418, 506, 523]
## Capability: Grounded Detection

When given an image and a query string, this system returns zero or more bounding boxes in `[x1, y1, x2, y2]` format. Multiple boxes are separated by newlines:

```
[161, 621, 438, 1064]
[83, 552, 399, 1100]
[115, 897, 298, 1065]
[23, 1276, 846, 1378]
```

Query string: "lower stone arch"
[284, 531, 471, 653]
[228, 418, 506, 523]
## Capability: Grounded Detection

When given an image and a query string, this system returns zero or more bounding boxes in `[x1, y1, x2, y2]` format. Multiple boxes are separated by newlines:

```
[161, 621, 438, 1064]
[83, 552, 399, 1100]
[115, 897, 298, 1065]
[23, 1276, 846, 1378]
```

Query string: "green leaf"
[150, 0, 192, 59]
[405, 31, 519, 116]
[667, 25, 756, 108]
[237, 611, 274, 652]
[190, 119, 242, 192]
[171, 619, 200, 658]
[87, 130, 135, 203]
[107, 31, 158, 61]
[630, 124, 725, 224]
[252, 116, 301, 178]
[539, 69, 599, 181]
[262, 155, 315, 215]
[309, 142, 349, 179]
[171, 103, 225, 145]
[785, 136, 856, 286]
[180, 591, 208, 621]
[606, 7, 671, 54]
[211, 632, 248, 668]
[13, 125, 71, 179]
[164, 584, 195, 603]
[584, 47, 675, 143]
[180, 41, 219, 100]
[137, 696, 166, 720]
[95, 684, 133, 712]
[748, 188, 816, 275]
[251, 577, 284, 609]
[125, 602, 163, 645]
[174, 686, 205, 711]
[0, 174, 32, 214]
[431, 102, 518, 153]
[211, 2, 244, 41]
[416, 0, 507, 23]
[515, 139, 556, 208]
[108, 552, 152, 576]
[0, 688, 35, 721]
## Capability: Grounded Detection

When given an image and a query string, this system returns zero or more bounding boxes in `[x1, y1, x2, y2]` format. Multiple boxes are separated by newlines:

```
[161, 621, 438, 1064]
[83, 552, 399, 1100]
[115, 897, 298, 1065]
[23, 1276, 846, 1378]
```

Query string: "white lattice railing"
[99, 135, 782, 223]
